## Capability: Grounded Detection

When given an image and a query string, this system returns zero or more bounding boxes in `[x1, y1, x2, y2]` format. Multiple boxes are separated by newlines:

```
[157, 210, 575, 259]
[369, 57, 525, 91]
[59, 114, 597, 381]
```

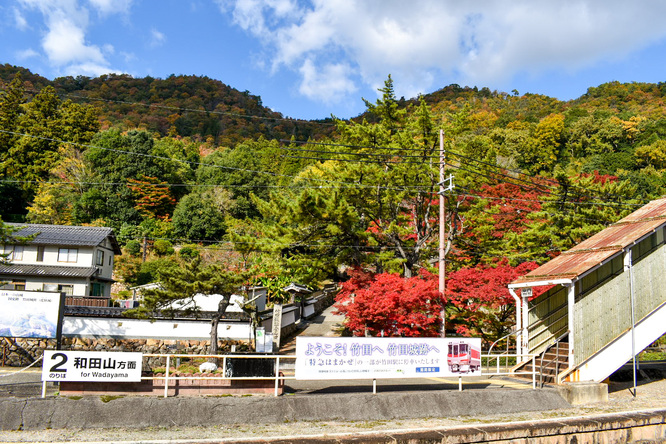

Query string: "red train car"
[447, 340, 481, 373]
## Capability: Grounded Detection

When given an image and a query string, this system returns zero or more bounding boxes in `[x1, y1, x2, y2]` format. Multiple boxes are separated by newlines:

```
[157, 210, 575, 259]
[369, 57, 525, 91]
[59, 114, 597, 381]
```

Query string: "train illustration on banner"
[447, 340, 481, 374]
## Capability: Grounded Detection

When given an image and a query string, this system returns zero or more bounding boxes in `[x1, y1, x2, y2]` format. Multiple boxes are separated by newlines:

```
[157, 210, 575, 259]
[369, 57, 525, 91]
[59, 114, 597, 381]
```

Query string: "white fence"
[45, 352, 537, 398]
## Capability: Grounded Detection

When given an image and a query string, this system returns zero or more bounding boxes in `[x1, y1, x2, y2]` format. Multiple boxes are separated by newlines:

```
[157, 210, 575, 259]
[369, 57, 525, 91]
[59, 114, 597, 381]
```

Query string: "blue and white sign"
[295, 337, 482, 380]
[42, 351, 143, 382]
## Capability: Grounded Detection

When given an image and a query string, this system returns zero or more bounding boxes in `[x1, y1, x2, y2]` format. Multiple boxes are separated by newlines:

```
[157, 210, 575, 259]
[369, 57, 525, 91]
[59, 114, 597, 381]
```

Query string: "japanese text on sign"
[42, 351, 143, 382]
[295, 337, 481, 380]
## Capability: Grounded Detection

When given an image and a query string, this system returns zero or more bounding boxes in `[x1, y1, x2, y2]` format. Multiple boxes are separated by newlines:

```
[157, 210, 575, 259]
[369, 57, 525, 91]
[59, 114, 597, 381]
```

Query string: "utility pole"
[438, 129, 454, 336]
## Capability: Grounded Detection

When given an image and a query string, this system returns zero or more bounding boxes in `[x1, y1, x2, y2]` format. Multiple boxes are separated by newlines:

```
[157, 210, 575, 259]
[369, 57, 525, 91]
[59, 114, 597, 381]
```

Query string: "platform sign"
[42, 350, 143, 382]
[295, 337, 482, 380]
[0, 290, 62, 339]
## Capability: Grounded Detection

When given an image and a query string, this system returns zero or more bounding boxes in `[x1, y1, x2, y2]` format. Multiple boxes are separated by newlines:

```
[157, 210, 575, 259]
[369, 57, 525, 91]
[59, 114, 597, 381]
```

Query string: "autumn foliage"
[334, 268, 443, 337]
[445, 260, 542, 341]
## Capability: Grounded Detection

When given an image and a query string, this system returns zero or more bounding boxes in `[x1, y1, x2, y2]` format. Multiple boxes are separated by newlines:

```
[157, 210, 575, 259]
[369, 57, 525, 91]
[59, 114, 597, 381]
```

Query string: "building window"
[59, 284, 74, 296]
[37, 246, 45, 262]
[43, 283, 58, 292]
[96, 250, 104, 266]
[90, 282, 105, 297]
[1, 279, 26, 291]
[58, 248, 78, 263]
[3, 245, 23, 261]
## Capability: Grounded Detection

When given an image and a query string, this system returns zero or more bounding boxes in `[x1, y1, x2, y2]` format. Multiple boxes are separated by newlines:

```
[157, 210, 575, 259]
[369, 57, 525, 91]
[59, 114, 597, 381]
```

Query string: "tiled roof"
[6, 223, 121, 254]
[511, 197, 666, 286]
[0, 264, 99, 278]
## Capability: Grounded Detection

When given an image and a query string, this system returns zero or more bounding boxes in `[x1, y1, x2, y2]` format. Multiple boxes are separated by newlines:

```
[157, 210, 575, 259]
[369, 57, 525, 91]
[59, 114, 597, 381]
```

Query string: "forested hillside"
[0, 64, 333, 147]
[2, 65, 666, 341]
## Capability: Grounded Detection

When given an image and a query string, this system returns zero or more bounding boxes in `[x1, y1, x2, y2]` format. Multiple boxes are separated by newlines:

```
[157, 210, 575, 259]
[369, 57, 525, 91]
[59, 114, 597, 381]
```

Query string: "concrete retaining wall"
[0, 391, 663, 444]
[0, 388, 570, 431]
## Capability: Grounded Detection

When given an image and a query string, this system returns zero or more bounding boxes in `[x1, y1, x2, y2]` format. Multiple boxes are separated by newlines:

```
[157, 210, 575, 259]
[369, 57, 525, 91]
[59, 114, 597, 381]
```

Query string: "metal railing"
[44, 351, 540, 398]
[143, 353, 297, 397]
[483, 352, 537, 389]
[538, 331, 569, 388]
[146, 351, 540, 395]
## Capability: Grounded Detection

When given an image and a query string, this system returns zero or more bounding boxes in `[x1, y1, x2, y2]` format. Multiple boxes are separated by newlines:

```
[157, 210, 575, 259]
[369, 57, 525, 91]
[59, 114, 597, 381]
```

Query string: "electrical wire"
[15, 86, 337, 127]
[285, 138, 649, 206]
[0, 130, 431, 192]
[4, 84, 650, 206]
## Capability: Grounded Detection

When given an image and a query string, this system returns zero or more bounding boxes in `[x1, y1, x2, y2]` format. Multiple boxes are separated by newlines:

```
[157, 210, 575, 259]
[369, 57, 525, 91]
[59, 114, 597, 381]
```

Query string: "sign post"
[271, 304, 283, 353]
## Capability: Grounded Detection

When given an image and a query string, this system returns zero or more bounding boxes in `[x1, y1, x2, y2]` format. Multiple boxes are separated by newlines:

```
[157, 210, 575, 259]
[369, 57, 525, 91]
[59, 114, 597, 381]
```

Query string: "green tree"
[516, 114, 565, 173]
[74, 130, 187, 229]
[510, 168, 638, 262]
[0, 74, 25, 162]
[1, 84, 99, 203]
[171, 189, 230, 242]
[125, 257, 248, 355]
[196, 139, 281, 219]
[239, 78, 442, 282]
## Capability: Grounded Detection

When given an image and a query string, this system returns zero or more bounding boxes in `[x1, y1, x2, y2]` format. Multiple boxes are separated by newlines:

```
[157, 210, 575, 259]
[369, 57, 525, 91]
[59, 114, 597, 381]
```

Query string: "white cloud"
[221, 0, 666, 102]
[15, 0, 130, 76]
[299, 58, 357, 103]
[149, 27, 166, 48]
[13, 7, 29, 30]
[16, 48, 39, 60]
[64, 61, 119, 77]
[87, 0, 133, 16]
[42, 17, 105, 65]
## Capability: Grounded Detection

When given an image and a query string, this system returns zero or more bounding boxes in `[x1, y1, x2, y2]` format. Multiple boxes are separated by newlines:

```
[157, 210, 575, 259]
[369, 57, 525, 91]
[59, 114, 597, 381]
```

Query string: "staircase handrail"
[485, 328, 519, 373]
[539, 330, 569, 388]
[486, 328, 519, 357]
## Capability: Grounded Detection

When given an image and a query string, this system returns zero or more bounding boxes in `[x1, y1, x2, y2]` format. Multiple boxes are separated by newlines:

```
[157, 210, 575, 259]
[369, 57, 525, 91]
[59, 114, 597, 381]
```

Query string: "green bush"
[124, 239, 142, 256]
[152, 239, 174, 256]
[179, 244, 200, 260]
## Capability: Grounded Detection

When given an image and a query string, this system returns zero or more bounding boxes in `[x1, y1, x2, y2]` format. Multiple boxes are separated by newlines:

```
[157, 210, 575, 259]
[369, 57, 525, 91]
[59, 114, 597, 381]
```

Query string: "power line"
[0, 129, 430, 192]
[0, 130, 645, 207]
[286, 138, 650, 206]
[13, 86, 338, 127]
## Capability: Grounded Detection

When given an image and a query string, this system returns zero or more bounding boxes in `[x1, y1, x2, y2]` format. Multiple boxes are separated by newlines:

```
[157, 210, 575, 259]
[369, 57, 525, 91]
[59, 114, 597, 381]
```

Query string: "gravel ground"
[0, 364, 665, 443]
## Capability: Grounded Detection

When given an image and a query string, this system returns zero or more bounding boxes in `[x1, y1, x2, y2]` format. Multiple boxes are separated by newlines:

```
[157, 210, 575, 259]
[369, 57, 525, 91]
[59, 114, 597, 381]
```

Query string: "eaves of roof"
[0, 264, 99, 279]
[510, 197, 666, 287]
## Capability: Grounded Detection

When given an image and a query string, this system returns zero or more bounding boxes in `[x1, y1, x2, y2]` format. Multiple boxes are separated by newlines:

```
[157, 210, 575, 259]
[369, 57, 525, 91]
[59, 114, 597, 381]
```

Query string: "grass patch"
[354, 420, 389, 429]
[67, 396, 83, 400]
[100, 395, 125, 403]
[639, 350, 666, 361]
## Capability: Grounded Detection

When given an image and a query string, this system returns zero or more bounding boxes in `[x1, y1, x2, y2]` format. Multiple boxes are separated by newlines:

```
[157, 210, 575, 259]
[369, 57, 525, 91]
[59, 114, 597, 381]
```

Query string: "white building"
[0, 223, 121, 304]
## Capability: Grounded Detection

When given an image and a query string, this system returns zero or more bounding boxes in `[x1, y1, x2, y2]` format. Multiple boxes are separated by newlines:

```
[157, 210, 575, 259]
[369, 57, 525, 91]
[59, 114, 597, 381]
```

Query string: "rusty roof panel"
[511, 198, 666, 286]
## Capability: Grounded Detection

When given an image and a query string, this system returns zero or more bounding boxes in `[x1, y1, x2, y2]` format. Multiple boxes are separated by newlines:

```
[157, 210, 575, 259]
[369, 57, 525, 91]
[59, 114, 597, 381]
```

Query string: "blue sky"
[2, 1, 666, 121]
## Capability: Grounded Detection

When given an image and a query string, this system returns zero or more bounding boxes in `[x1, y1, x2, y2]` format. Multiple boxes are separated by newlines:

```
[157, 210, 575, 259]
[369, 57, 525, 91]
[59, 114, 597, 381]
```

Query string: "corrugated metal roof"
[0, 264, 98, 278]
[511, 197, 666, 286]
[6, 223, 121, 254]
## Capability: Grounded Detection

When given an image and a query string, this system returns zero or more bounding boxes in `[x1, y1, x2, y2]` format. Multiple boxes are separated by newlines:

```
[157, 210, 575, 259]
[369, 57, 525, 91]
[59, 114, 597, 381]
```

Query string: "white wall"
[63, 316, 254, 341]
[25, 278, 88, 297]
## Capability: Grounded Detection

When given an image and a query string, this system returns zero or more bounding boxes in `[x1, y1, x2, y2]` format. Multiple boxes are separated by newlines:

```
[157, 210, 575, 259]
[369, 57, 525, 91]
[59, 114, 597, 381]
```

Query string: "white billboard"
[295, 337, 482, 380]
[0, 290, 62, 339]
[42, 350, 143, 382]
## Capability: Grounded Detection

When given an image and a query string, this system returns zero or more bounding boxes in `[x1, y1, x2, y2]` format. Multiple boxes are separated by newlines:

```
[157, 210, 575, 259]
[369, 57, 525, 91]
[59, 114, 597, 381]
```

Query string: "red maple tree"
[445, 260, 544, 342]
[334, 268, 443, 337]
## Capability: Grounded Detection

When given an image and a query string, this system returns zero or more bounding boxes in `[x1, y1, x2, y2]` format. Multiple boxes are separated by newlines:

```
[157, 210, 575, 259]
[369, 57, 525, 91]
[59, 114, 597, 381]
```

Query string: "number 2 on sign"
[49, 352, 67, 372]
